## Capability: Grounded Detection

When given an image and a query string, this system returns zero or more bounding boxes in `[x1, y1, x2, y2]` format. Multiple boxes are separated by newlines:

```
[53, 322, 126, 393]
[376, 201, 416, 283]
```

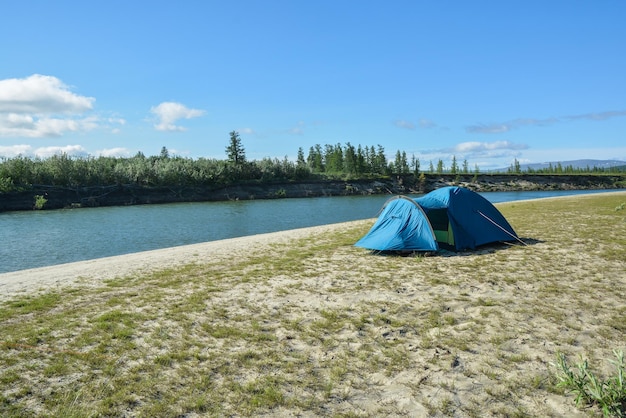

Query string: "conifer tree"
[226, 131, 246, 165]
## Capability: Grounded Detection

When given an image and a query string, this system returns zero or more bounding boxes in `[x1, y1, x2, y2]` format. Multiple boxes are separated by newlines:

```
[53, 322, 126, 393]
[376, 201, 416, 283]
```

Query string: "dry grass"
[1, 192, 625, 417]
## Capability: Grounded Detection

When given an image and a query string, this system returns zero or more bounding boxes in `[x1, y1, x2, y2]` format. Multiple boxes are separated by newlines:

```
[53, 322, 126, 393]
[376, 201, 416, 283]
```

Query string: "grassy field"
[1, 192, 625, 417]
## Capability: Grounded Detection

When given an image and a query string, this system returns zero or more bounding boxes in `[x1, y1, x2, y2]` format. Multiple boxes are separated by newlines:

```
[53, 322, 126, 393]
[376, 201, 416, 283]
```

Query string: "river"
[0, 189, 620, 273]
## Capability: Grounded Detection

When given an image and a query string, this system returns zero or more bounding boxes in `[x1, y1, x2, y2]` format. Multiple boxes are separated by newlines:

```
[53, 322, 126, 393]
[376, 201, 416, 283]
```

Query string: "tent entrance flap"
[426, 209, 454, 246]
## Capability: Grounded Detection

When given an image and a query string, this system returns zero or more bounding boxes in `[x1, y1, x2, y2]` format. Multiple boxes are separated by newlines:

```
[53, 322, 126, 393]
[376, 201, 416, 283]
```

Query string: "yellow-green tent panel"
[433, 222, 454, 246]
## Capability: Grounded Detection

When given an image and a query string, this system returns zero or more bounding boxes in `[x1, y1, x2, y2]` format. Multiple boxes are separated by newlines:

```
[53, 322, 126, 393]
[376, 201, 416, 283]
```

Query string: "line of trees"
[0, 131, 623, 193]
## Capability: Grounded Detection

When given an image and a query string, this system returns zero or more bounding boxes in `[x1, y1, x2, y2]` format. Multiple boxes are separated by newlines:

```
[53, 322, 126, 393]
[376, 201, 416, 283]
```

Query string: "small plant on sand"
[552, 350, 626, 417]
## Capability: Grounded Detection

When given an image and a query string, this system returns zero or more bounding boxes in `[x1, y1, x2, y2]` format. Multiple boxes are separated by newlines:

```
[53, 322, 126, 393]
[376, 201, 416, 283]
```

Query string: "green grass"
[0, 192, 625, 416]
[552, 350, 626, 417]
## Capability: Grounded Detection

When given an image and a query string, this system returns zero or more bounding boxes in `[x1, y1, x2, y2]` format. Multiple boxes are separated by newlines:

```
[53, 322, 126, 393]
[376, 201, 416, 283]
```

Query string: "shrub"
[552, 350, 626, 417]
[33, 194, 47, 210]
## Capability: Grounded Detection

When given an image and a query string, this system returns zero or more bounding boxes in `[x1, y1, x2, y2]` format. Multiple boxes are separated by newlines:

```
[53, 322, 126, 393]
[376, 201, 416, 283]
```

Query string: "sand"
[0, 222, 351, 302]
[3, 191, 623, 301]
[1, 191, 625, 416]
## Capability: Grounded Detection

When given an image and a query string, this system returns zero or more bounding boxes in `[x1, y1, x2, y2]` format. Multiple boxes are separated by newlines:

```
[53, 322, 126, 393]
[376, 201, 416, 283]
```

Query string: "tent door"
[427, 209, 455, 247]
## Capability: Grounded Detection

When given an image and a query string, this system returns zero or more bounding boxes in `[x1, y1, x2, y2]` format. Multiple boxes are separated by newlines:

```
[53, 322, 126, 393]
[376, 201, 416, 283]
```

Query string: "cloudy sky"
[1, 1, 625, 169]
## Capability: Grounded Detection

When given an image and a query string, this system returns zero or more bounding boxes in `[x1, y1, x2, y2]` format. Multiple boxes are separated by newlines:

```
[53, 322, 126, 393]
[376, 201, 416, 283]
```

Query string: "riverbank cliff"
[1, 173, 624, 212]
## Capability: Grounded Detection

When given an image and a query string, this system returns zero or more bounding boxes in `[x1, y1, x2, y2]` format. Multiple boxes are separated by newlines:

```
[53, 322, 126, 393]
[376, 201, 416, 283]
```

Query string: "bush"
[33, 194, 48, 210]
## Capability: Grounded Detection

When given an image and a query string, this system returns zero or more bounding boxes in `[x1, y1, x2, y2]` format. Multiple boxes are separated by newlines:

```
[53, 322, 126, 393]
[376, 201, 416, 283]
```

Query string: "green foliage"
[450, 155, 458, 175]
[0, 175, 15, 192]
[1, 138, 624, 196]
[305, 143, 388, 176]
[436, 159, 444, 174]
[33, 194, 47, 210]
[226, 131, 246, 165]
[552, 350, 626, 417]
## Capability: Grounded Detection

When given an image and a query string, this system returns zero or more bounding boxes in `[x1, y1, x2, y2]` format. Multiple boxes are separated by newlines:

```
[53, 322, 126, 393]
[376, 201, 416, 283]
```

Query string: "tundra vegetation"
[1, 131, 624, 194]
[0, 192, 624, 416]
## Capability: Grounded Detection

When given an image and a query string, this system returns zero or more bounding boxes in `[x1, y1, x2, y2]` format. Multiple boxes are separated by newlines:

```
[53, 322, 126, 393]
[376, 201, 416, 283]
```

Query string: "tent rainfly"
[355, 186, 519, 251]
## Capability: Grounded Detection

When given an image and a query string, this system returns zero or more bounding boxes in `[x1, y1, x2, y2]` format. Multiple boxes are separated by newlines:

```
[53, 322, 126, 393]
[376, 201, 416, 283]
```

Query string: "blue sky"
[1, 1, 625, 169]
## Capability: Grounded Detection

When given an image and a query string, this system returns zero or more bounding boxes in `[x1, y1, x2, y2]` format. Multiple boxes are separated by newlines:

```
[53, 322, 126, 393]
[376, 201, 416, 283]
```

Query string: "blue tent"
[354, 196, 438, 251]
[355, 186, 519, 251]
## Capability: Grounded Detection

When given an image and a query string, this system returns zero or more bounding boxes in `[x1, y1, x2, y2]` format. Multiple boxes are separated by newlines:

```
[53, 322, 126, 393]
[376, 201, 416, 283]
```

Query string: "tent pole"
[476, 210, 528, 246]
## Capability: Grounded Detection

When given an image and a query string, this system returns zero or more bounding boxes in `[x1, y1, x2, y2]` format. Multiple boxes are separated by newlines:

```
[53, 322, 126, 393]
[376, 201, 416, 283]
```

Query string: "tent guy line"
[476, 210, 527, 246]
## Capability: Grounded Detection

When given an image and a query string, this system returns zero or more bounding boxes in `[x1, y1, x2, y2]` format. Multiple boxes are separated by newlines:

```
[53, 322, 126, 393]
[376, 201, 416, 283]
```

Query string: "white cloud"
[0, 74, 94, 114]
[418, 118, 437, 129]
[150, 102, 205, 132]
[33, 145, 87, 158]
[0, 143, 92, 158]
[421, 140, 528, 157]
[452, 140, 528, 154]
[96, 147, 133, 157]
[0, 114, 100, 138]
[394, 118, 438, 130]
[394, 119, 415, 130]
[443, 141, 528, 162]
[239, 127, 256, 135]
[415, 140, 530, 170]
[0, 74, 98, 138]
[0, 144, 33, 157]
[287, 121, 305, 135]
[564, 110, 626, 121]
[467, 118, 559, 133]
[466, 110, 626, 134]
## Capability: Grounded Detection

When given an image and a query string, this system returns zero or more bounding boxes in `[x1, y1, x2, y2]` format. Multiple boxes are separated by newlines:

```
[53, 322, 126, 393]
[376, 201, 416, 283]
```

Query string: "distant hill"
[495, 159, 626, 172]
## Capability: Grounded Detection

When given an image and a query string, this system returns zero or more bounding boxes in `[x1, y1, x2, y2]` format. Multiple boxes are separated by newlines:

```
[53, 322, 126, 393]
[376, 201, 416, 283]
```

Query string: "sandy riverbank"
[1, 191, 624, 416]
[3, 191, 624, 303]
[0, 221, 369, 302]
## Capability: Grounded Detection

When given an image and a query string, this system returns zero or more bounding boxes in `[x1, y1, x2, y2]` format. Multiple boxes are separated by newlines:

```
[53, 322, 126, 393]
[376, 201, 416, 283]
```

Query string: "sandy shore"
[0, 221, 367, 302]
[2, 191, 624, 302]
[1, 191, 625, 416]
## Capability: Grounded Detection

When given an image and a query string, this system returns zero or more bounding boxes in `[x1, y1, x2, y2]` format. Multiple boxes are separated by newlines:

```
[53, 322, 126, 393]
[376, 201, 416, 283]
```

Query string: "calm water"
[0, 189, 619, 273]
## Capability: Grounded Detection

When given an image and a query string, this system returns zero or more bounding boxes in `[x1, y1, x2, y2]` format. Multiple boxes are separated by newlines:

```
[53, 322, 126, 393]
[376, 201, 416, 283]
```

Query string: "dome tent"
[355, 186, 519, 252]
[354, 196, 439, 251]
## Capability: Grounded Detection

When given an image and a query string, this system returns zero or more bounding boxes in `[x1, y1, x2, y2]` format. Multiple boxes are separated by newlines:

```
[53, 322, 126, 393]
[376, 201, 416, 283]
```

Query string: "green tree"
[391, 150, 409, 174]
[295, 147, 310, 179]
[450, 155, 458, 175]
[356, 145, 366, 175]
[307, 145, 324, 172]
[411, 154, 420, 176]
[324, 144, 343, 173]
[436, 159, 444, 174]
[296, 147, 306, 167]
[400, 151, 409, 174]
[344, 142, 357, 175]
[375, 145, 388, 175]
[226, 131, 246, 165]
[394, 150, 403, 174]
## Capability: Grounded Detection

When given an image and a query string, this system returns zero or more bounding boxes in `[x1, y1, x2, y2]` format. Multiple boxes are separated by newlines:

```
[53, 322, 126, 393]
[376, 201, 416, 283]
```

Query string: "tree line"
[0, 131, 623, 193]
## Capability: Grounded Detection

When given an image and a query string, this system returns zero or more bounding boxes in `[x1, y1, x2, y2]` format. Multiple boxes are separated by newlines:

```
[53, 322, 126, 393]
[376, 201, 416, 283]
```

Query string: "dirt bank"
[0, 173, 623, 212]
